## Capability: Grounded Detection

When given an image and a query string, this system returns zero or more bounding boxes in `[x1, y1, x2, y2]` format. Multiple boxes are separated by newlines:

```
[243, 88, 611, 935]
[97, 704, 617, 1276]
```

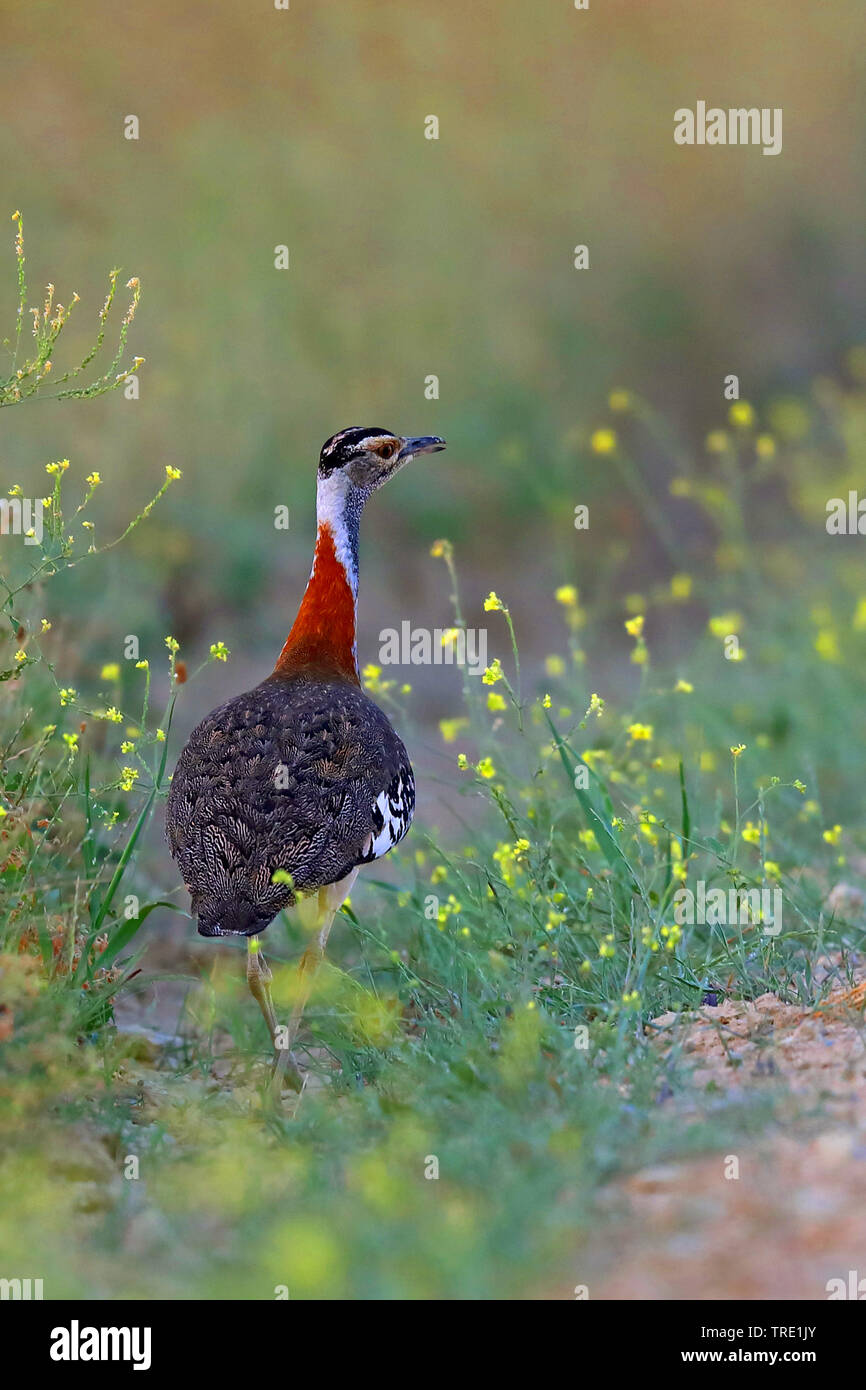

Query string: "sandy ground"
[588, 961, 866, 1299]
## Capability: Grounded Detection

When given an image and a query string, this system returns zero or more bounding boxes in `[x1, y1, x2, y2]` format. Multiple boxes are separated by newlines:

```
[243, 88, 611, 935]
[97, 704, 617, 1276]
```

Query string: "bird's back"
[166, 672, 414, 937]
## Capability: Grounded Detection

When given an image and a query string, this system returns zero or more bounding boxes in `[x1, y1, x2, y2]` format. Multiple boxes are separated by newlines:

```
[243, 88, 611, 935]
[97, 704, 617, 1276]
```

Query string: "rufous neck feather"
[273, 473, 362, 682]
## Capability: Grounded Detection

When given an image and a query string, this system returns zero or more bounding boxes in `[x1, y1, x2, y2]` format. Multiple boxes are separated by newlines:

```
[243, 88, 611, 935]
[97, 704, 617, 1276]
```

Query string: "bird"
[166, 427, 446, 1096]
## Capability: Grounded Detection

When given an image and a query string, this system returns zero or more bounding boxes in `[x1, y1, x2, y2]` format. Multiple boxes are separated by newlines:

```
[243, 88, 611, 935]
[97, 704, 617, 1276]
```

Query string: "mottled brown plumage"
[166, 670, 414, 937]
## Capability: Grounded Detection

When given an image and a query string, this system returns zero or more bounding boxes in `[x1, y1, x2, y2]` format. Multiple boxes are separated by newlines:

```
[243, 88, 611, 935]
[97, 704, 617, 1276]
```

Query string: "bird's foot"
[269, 1045, 304, 1100]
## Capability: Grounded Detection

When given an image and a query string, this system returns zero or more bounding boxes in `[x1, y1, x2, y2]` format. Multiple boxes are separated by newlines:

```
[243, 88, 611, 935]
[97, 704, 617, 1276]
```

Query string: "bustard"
[166, 428, 445, 1095]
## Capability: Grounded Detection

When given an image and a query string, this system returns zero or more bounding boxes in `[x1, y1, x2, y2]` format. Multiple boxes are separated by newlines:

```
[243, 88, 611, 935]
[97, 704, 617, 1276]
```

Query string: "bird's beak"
[397, 435, 446, 460]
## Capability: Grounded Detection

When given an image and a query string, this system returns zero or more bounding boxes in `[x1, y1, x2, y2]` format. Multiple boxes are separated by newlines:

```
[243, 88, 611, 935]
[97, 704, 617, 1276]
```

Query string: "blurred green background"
[1, 0, 864, 805]
[3, 0, 865, 692]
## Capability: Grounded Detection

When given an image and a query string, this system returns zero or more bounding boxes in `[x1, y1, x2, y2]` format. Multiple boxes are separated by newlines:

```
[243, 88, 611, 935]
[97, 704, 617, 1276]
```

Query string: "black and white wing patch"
[357, 766, 415, 864]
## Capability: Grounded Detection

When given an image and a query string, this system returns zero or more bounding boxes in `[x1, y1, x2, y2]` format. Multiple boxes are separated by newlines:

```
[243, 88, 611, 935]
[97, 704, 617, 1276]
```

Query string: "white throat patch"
[315, 471, 359, 599]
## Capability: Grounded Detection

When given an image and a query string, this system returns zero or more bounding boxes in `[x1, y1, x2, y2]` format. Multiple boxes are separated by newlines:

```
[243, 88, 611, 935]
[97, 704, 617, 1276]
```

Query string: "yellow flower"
[590, 428, 617, 455]
[40, 618, 51, 633]
[624, 614, 644, 638]
[119, 767, 139, 792]
[708, 612, 742, 637]
[483, 591, 505, 612]
[544, 654, 565, 678]
[482, 658, 504, 686]
[660, 923, 682, 951]
[670, 573, 692, 601]
[165, 465, 182, 481]
[541, 693, 551, 709]
[429, 538, 452, 560]
[555, 585, 578, 607]
[476, 756, 496, 779]
[86, 471, 102, 487]
[100, 663, 120, 681]
[674, 678, 693, 693]
[135, 659, 149, 670]
[104, 707, 123, 723]
[440, 628, 460, 648]
[627, 723, 653, 741]
[362, 663, 382, 691]
[59, 687, 77, 706]
[639, 813, 660, 846]
[730, 744, 746, 759]
[764, 861, 781, 880]
[209, 641, 230, 662]
[165, 635, 180, 654]
[741, 821, 763, 845]
[728, 401, 755, 429]
[814, 629, 840, 663]
[62, 732, 79, 751]
[598, 935, 615, 959]
[14, 649, 26, 663]
[442, 892, 463, 919]
[487, 692, 507, 712]
[705, 430, 729, 453]
[755, 434, 776, 459]
[439, 717, 469, 744]
[608, 389, 631, 412]
[121, 741, 135, 754]
[822, 824, 843, 846]
[457, 753, 469, 770]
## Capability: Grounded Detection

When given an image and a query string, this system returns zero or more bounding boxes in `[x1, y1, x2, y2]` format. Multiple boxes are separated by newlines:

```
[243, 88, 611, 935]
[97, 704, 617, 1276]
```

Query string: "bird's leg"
[270, 899, 334, 1097]
[248, 937, 304, 1094]
[247, 936, 277, 1045]
[271, 868, 358, 1098]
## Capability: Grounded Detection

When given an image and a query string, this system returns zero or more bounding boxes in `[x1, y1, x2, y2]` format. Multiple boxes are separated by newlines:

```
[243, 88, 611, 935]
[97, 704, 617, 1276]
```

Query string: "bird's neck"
[273, 474, 362, 683]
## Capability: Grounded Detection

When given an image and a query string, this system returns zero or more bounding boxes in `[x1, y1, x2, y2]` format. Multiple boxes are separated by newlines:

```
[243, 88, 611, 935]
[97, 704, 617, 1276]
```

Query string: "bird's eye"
[378, 441, 396, 460]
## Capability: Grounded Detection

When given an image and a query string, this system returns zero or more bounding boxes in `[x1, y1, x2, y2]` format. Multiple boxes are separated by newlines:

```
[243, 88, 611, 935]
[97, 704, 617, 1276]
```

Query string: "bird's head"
[318, 426, 446, 495]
